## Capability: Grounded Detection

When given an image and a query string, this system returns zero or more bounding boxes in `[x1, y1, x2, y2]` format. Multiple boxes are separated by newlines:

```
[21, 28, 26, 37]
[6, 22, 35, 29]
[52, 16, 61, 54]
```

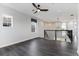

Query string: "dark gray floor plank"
[0, 38, 77, 56]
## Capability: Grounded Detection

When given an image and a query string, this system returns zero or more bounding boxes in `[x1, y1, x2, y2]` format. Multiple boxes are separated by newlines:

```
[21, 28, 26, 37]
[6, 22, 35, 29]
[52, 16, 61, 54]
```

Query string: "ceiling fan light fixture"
[37, 9, 40, 12]
[32, 3, 48, 14]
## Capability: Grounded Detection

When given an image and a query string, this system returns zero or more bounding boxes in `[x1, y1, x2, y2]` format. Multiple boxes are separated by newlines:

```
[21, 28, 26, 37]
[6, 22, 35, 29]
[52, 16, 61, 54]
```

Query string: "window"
[61, 23, 66, 30]
[2, 15, 13, 27]
[31, 18, 37, 32]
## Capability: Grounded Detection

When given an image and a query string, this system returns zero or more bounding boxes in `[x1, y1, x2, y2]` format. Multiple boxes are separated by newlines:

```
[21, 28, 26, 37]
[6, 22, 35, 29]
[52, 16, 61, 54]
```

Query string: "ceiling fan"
[32, 3, 48, 14]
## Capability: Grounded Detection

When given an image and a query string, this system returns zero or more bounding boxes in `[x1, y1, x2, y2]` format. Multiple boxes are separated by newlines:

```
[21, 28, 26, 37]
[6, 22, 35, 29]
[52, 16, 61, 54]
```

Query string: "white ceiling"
[1, 3, 78, 22]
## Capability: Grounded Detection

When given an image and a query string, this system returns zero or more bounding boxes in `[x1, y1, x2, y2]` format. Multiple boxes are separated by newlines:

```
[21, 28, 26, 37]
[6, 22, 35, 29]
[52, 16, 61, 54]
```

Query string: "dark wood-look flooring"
[0, 38, 77, 56]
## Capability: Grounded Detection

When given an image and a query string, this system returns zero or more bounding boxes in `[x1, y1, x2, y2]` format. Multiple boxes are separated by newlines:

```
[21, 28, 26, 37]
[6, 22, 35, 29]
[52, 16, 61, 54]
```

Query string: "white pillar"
[77, 17, 79, 55]
[77, 25, 79, 55]
[77, 4, 79, 55]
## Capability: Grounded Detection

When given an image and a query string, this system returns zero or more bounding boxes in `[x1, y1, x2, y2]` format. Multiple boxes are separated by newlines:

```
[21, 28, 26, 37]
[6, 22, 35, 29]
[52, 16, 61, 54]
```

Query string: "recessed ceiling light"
[70, 14, 74, 16]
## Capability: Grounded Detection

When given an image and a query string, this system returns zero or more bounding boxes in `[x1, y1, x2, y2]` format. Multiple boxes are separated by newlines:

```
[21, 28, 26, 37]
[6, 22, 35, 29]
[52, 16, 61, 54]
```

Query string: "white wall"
[0, 4, 39, 48]
[38, 20, 44, 37]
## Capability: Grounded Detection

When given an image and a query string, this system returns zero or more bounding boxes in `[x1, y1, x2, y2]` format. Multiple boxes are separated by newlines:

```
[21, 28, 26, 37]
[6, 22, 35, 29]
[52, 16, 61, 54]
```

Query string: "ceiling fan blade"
[40, 9, 48, 11]
[32, 3, 38, 9]
[34, 11, 38, 14]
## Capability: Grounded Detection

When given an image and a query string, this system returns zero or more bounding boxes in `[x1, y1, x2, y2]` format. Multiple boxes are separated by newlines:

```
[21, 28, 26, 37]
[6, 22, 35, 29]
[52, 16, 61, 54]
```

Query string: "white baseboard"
[0, 37, 39, 48]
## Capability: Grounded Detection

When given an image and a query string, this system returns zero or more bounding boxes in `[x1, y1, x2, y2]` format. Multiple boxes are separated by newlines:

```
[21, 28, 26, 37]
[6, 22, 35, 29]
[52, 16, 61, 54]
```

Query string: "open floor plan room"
[0, 3, 79, 56]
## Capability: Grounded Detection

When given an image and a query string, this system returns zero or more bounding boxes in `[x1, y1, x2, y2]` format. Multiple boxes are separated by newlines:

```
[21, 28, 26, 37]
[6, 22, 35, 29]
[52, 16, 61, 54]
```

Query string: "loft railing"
[44, 30, 73, 43]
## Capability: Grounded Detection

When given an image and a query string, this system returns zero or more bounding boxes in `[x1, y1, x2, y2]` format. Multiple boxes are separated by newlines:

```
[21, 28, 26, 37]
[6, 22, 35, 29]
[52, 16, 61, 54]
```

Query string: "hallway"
[0, 38, 77, 56]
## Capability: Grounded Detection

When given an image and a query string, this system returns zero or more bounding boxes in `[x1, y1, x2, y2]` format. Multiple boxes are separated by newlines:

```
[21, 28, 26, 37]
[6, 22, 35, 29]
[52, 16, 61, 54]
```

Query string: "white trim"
[0, 37, 38, 48]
